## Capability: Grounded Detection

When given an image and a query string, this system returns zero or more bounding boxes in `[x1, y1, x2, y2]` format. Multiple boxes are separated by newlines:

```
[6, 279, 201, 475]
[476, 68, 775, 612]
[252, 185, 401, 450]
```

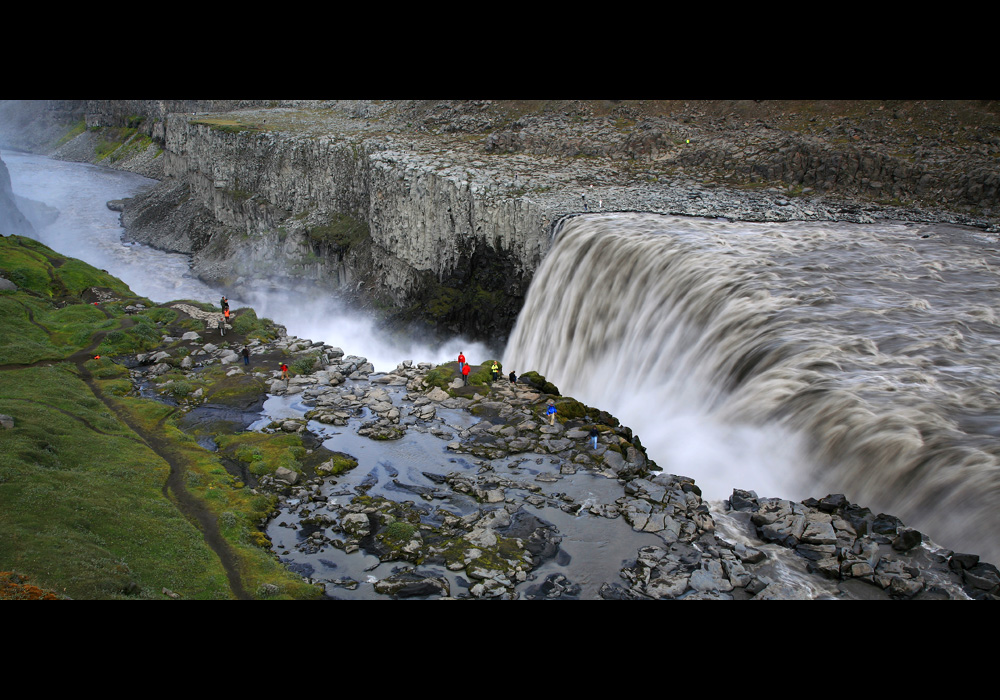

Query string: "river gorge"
[3, 99, 1000, 599]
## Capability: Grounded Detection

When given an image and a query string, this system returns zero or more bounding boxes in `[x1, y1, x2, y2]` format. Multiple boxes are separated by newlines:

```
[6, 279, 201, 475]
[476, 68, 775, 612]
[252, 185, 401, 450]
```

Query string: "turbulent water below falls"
[504, 212, 1000, 562]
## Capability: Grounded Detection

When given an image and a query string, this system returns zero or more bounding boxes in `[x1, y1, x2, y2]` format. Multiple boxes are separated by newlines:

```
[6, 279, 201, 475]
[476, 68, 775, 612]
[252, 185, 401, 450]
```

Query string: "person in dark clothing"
[509, 370, 517, 383]
[242, 346, 250, 366]
[589, 426, 599, 450]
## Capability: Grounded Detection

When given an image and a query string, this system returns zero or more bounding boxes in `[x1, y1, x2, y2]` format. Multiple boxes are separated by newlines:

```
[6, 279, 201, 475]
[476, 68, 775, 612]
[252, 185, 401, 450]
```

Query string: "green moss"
[381, 520, 417, 543]
[422, 365, 457, 393]
[553, 398, 588, 420]
[230, 308, 280, 342]
[425, 285, 462, 320]
[405, 271, 508, 328]
[307, 213, 370, 252]
[95, 317, 163, 357]
[323, 454, 358, 475]
[468, 359, 502, 386]
[202, 373, 267, 407]
[53, 120, 87, 149]
[214, 431, 307, 477]
[165, 381, 195, 399]
[90, 126, 158, 164]
[85, 357, 129, 380]
[519, 371, 560, 396]
[290, 353, 319, 375]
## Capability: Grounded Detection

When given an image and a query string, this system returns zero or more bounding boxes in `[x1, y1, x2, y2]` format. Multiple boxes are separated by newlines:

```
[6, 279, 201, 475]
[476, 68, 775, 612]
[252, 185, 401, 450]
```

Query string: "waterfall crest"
[504, 212, 1000, 561]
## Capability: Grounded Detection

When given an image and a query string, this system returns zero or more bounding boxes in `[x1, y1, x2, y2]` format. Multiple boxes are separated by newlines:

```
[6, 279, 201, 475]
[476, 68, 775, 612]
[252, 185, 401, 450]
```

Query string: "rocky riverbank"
[124, 302, 1000, 599]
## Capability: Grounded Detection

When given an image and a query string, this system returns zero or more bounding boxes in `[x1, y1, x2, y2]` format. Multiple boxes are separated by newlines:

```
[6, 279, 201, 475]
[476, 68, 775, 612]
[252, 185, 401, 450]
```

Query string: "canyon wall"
[117, 108, 559, 342]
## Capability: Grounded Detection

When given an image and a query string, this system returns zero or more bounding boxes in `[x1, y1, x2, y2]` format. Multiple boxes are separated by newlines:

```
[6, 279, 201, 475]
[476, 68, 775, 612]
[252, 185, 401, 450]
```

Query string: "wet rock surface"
[122, 304, 999, 599]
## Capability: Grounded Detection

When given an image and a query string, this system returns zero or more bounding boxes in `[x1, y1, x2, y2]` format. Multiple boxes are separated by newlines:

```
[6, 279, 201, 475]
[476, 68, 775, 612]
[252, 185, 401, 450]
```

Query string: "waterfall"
[504, 212, 1000, 562]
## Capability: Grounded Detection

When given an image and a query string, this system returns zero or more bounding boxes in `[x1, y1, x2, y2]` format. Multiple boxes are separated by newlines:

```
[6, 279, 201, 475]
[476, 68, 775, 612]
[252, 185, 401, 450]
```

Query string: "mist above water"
[235, 285, 496, 371]
[3, 151, 494, 372]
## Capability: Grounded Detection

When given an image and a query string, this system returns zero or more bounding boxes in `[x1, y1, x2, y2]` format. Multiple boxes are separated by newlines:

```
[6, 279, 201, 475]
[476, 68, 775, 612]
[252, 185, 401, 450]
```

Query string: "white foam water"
[504, 212, 1000, 562]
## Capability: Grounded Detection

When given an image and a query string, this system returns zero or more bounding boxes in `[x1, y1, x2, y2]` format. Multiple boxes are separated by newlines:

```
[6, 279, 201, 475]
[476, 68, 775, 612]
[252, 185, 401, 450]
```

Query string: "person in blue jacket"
[546, 400, 557, 426]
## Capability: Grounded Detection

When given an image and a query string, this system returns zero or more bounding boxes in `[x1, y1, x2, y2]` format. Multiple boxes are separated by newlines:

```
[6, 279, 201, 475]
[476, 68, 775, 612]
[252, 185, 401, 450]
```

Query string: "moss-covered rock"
[519, 370, 560, 396]
[203, 373, 268, 408]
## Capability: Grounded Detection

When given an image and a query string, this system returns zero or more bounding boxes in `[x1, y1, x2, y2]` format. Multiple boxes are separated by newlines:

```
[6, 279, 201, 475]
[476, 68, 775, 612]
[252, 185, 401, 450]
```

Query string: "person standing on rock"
[547, 400, 557, 426]
[589, 426, 599, 450]
[462, 362, 471, 385]
[491, 361, 500, 382]
[242, 346, 250, 366]
[458, 351, 466, 373]
[281, 363, 289, 380]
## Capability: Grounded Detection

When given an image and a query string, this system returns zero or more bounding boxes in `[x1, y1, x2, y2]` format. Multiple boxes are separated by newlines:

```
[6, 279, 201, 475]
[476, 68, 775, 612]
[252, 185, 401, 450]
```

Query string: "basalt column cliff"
[117, 106, 558, 343]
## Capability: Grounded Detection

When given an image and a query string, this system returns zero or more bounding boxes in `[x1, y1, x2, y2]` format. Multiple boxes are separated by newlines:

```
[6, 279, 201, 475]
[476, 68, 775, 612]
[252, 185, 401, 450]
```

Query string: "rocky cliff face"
[120, 107, 559, 342]
[0, 155, 35, 237]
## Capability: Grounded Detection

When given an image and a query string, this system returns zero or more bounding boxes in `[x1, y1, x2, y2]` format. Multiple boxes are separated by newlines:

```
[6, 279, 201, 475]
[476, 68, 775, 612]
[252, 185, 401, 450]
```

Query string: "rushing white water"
[3, 151, 219, 302]
[2, 151, 493, 372]
[504, 212, 1000, 562]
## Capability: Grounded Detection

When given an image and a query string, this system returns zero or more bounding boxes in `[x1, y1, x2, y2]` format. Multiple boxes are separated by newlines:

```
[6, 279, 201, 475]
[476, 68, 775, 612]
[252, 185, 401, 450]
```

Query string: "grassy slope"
[0, 234, 321, 600]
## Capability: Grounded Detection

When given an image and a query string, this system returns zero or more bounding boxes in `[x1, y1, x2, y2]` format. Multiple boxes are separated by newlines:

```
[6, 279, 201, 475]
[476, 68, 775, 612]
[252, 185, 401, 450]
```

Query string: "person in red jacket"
[462, 362, 471, 385]
[458, 351, 466, 372]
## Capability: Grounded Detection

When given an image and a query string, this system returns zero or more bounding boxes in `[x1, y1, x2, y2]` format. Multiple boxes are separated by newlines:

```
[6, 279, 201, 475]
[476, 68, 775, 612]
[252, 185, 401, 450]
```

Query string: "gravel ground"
[203, 99, 1000, 232]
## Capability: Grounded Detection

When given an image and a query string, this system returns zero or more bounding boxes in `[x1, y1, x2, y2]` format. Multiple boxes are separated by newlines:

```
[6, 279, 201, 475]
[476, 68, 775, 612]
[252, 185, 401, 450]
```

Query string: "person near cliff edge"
[462, 362, 471, 385]
[491, 361, 500, 382]
[589, 426, 599, 450]
[458, 351, 466, 373]
[547, 400, 557, 426]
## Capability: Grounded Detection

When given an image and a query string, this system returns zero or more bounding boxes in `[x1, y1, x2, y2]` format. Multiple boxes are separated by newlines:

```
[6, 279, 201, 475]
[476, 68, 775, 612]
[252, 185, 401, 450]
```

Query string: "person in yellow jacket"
[491, 361, 500, 382]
